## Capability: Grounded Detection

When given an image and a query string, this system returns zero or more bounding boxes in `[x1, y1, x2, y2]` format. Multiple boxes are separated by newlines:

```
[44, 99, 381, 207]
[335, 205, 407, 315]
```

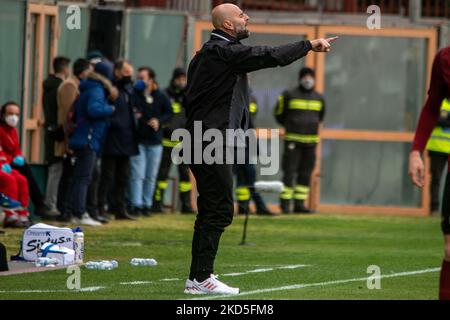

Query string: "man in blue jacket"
[97, 60, 139, 220]
[69, 61, 115, 226]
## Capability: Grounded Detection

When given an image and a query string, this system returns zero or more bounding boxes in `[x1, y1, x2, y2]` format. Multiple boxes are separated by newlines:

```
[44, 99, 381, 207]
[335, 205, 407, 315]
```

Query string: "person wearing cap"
[151, 67, 194, 214]
[275, 67, 326, 214]
[68, 61, 115, 227]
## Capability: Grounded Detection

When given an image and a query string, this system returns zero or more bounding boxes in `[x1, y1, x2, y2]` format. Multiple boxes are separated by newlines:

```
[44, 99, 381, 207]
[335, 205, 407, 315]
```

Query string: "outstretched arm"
[223, 37, 338, 74]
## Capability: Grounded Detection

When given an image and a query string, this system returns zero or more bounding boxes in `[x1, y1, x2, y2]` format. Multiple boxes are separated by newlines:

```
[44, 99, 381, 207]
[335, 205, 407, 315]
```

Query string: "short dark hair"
[138, 66, 156, 80]
[114, 59, 130, 71]
[299, 67, 315, 79]
[0, 101, 19, 121]
[53, 56, 71, 73]
[73, 58, 91, 77]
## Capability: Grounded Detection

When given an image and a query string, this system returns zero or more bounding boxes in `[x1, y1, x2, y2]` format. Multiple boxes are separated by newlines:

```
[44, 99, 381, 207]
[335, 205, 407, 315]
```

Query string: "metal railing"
[211, 0, 450, 18]
[124, 0, 449, 18]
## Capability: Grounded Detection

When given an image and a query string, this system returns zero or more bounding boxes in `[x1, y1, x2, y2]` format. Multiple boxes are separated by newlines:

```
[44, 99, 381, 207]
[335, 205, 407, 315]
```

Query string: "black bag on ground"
[0, 242, 8, 272]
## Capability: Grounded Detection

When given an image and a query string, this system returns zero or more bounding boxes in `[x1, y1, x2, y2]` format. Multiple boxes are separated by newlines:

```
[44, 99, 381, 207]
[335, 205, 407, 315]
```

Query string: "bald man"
[183, 3, 337, 295]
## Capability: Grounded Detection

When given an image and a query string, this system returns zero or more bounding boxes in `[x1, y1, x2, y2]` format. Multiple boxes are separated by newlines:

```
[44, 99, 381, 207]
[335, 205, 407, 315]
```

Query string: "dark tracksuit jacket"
[184, 28, 313, 281]
[275, 86, 325, 202]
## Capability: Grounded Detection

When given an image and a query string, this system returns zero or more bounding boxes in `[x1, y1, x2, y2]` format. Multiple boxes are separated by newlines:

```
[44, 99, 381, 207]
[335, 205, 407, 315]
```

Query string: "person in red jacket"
[409, 46, 450, 300]
[0, 101, 48, 219]
[0, 146, 30, 228]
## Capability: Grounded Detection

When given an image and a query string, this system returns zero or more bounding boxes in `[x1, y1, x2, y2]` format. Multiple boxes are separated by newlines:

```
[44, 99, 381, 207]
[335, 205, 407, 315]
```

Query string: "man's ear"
[223, 19, 233, 31]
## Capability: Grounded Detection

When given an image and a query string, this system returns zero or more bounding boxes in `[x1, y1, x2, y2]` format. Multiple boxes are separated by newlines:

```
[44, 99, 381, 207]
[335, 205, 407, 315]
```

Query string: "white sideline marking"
[120, 265, 309, 285]
[0, 289, 66, 293]
[192, 267, 441, 300]
[160, 278, 182, 282]
[79, 286, 105, 292]
[0, 264, 308, 293]
[0, 286, 105, 294]
[222, 264, 309, 277]
[120, 281, 153, 285]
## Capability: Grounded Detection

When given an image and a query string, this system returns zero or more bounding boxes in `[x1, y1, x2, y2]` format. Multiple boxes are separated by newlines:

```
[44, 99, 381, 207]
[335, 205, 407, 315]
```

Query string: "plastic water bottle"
[35, 257, 59, 267]
[130, 258, 157, 266]
[98, 262, 113, 270]
[73, 228, 84, 264]
[85, 260, 119, 270]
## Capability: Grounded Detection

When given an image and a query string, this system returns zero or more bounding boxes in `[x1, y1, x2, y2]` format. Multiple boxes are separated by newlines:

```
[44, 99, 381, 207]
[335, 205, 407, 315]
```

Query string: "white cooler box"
[22, 223, 74, 262]
[39, 243, 75, 266]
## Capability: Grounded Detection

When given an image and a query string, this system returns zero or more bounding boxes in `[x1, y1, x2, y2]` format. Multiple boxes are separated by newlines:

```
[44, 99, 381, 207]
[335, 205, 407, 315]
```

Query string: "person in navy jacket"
[128, 66, 173, 217]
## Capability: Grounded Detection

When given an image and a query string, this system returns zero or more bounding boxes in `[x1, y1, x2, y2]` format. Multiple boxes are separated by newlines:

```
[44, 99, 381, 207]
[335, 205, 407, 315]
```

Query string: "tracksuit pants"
[188, 162, 234, 282]
[0, 170, 29, 208]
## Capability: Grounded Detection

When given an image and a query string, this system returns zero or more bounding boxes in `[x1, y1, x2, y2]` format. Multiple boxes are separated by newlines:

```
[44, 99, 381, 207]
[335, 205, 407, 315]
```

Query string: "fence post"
[409, 0, 422, 22]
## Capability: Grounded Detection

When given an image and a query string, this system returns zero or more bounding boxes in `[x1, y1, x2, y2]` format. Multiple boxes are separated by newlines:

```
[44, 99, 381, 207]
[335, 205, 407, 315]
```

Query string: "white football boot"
[184, 274, 239, 295]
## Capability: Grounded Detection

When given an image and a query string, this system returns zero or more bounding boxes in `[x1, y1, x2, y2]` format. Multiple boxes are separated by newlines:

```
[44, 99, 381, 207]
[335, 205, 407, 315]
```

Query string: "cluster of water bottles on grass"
[85, 260, 119, 270]
[84, 258, 157, 270]
[35, 257, 59, 267]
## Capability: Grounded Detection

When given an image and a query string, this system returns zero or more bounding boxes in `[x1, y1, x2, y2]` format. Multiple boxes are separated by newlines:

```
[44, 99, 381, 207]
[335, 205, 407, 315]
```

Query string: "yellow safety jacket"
[426, 98, 450, 154]
[162, 86, 187, 148]
[274, 87, 325, 145]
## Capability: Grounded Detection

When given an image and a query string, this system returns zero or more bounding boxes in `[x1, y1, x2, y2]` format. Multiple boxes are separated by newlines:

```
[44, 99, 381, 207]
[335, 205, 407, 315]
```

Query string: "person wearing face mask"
[275, 67, 326, 214]
[97, 60, 139, 221]
[128, 67, 173, 217]
[0, 102, 50, 220]
[150, 67, 194, 214]
[0, 143, 30, 228]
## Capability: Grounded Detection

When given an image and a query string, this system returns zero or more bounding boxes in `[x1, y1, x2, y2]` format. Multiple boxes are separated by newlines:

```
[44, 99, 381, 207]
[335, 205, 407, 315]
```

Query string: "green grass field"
[0, 213, 444, 300]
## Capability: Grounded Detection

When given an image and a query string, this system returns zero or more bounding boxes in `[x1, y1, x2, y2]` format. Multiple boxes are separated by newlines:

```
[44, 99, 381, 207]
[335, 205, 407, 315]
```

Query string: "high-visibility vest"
[172, 101, 182, 114]
[426, 99, 450, 154]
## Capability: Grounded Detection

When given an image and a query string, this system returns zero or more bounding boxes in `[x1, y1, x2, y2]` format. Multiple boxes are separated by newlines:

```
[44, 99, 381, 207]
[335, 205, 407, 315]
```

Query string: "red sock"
[440, 260, 450, 300]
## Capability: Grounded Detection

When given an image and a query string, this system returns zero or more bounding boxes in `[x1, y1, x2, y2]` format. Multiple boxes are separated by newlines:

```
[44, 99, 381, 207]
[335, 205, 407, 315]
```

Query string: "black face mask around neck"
[118, 76, 132, 86]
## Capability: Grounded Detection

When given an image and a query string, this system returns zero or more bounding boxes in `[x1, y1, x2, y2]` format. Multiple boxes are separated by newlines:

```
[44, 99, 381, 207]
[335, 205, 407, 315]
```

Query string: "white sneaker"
[184, 279, 197, 294]
[70, 217, 81, 224]
[79, 213, 102, 227]
[184, 274, 239, 295]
